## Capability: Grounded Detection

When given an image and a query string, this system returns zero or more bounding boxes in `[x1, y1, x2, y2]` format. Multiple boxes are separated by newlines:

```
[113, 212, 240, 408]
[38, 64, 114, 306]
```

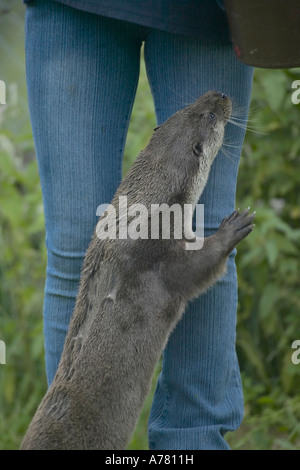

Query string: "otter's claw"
[218, 208, 255, 254]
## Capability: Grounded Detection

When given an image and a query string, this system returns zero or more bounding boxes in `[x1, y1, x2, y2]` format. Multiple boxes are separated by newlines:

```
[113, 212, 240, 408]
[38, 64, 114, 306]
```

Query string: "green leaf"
[260, 70, 287, 112]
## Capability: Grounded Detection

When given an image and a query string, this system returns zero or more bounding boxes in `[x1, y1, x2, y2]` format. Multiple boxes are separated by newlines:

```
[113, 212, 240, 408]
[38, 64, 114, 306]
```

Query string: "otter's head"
[126, 91, 232, 208]
[152, 91, 232, 172]
[186, 90, 232, 165]
[146, 91, 232, 206]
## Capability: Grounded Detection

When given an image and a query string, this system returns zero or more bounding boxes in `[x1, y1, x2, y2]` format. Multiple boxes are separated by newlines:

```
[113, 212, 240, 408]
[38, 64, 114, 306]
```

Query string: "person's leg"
[25, 0, 142, 386]
[145, 32, 253, 450]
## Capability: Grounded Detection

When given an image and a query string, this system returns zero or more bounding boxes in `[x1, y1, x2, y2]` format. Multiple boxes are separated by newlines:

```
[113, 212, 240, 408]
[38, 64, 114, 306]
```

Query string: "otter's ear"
[192, 142, 203, 156]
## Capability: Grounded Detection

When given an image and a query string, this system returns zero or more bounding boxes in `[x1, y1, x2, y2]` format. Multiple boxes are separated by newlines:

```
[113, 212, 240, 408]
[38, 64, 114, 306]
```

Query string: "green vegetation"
[1, 6, 300, 451]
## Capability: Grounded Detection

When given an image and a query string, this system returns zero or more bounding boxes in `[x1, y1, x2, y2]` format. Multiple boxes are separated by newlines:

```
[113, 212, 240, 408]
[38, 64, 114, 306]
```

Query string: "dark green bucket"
[223, 0, 300, 68]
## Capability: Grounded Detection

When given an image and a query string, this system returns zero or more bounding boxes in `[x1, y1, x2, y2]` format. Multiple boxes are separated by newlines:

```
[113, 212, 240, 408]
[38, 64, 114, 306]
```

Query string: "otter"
[21, 91, 255, 450]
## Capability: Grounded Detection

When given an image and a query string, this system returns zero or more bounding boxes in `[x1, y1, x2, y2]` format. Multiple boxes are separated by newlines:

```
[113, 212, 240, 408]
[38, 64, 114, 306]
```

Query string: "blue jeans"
[25, 0, 253, 450]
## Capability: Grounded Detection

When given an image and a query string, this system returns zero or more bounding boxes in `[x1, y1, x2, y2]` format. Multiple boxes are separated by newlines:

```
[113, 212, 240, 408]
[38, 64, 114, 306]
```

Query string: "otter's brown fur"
[21, 91, 255, 450]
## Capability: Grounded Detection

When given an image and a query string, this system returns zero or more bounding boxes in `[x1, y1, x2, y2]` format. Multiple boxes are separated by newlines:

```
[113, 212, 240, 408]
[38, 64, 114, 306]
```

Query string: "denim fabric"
[25, 0, 253, 450]
[23, 0, 231, 41]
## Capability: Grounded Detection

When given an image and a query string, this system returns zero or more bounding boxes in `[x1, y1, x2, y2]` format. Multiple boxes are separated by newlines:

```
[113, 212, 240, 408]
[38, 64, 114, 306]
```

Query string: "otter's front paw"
[217, 208, 255, 255]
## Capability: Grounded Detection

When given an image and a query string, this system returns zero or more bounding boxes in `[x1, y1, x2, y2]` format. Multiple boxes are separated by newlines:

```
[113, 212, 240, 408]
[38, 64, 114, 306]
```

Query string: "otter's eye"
[209, 112, 216, 121]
